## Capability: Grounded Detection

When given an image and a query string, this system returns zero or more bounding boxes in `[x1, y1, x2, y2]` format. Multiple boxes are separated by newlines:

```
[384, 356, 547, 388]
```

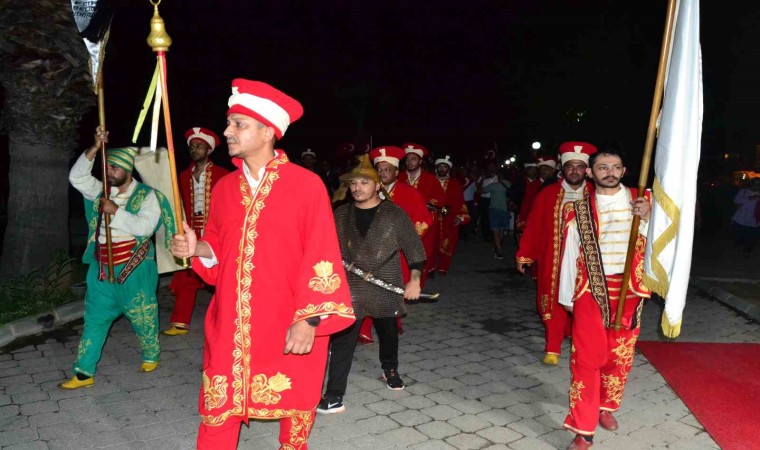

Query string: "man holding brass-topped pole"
[59, 127, 177, 390]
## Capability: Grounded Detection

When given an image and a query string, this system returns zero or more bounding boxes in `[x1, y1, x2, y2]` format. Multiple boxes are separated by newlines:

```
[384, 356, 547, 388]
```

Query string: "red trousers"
[540, 295, 572, 355]
[563, 276, 643, 436]
[168, 269, 204, 328]
[197, 410, 315, 450]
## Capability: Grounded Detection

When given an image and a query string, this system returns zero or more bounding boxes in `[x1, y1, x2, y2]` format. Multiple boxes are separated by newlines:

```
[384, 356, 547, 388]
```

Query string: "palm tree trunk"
[0, 136, 71, 278]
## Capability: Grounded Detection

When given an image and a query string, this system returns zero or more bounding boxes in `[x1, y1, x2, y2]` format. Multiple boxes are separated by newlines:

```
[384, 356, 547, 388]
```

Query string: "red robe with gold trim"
[559, 187, 651, 436]
[387, 181, 433, 285]
[517, 178, 542, 229]
[179, 162, 230, 235]
[435, 176, 470, 273]
[169, 162, 229, 329]
[398, 171, 446, 275]
[515, 180, 592, 355]
[191, 152, 354, 426]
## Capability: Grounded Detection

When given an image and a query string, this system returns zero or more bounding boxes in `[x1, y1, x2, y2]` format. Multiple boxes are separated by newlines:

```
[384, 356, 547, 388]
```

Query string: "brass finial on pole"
[146, 0, 187, 266]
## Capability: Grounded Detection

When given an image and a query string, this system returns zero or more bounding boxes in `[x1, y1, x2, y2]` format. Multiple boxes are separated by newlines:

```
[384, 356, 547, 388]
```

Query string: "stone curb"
[690, 277, 760, 321]
[0, 275, 174, 348]
[0, 300, 85, 348]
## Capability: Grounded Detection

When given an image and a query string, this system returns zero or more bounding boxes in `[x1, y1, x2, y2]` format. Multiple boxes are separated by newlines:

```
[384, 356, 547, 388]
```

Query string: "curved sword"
[342, 261, 440, 302]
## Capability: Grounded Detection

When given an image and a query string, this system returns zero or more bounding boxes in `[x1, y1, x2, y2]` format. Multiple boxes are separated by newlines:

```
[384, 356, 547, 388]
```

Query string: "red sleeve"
[292, 179, 355, 336]
[516, 189, 551, 263]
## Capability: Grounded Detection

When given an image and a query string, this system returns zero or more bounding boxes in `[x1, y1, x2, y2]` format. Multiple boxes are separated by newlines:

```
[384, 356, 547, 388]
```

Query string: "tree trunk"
[0, 0, 96, 279]
[0, 137, 71, 277]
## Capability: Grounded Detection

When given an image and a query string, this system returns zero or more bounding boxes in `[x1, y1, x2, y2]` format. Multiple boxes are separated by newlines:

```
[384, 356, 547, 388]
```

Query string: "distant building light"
[724, 153, 730, 160]
[532, 142, 541, 150]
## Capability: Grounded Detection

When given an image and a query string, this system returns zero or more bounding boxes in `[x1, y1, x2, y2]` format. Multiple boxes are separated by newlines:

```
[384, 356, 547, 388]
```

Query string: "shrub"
[0, 253, 81, 326]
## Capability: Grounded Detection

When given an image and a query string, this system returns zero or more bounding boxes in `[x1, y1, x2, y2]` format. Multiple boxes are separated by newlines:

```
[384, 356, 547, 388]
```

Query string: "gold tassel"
[660, 312, 681, 339]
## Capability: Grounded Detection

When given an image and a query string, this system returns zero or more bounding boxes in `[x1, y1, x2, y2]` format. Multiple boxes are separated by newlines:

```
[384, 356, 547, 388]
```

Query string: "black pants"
[324, 316, 399, 398]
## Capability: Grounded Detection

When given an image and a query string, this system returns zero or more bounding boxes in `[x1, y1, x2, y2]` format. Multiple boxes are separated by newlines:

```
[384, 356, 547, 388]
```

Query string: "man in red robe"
[356, 145, 433, 343]
[170, 79, 355, 450]
[398, 142, 447, 277]
[164, 127, 229, 336]
[517, 155, 559, 231]
[516, 142, 596, 366]
[433, 155, 470, 275]
[557, 146, 651, 450]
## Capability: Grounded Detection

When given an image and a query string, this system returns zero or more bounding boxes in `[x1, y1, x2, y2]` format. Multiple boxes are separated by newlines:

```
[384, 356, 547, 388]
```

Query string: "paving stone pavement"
[1, 237, 758, 450]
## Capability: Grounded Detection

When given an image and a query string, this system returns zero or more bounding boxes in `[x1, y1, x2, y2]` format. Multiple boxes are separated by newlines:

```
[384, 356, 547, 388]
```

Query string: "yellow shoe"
[58, 375, 94, 390]
[543, 353, 559, 366]
[140, 361, 159, 372]
[162, 326, 189, 336]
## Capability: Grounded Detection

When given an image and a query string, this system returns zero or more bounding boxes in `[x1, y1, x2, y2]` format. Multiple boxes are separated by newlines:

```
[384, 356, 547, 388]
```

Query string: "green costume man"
[59, 129, 177, 390]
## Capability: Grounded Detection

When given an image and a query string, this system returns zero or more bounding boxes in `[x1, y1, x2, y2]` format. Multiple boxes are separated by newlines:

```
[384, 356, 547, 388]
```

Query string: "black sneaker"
[382, 369, 405, 390]
[316, 396, 345, 414]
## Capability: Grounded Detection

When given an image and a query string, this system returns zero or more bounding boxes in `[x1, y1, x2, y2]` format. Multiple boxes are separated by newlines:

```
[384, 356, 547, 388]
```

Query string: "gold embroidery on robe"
[288, 410, 315, 447]
[612, 336, 637, 373]
[249, 372, 292, 405]
[601, 373, 624, 406]
[569, 380, 585, 408]
[203, 372, 229, 410]
[308, 261, 342, 295]
[415, 222, 428, 236]
[293, 302, 355, 321]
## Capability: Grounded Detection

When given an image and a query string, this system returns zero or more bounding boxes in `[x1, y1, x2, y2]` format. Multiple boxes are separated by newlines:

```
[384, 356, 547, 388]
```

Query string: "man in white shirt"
[59, 127, 175, 390]
[556, 146, 651, 450]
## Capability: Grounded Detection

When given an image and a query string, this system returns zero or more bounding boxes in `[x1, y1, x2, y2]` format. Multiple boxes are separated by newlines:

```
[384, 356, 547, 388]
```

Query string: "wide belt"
[98, 239, 137, 266]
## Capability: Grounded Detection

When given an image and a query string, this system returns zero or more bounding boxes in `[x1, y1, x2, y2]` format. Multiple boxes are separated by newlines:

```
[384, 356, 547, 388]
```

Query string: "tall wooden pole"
[614, 0, 678, 330]
[98, 72, 115, 283]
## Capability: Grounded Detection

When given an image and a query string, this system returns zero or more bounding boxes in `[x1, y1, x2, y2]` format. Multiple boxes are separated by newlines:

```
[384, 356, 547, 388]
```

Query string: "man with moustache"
[398, 142, 447, 277]
[434, 155, 470, 275]
[318, 155, 425, 413]
[164, 127, 228, 336]
[557, 146, 651, 450]
[59, 127, 176, 389]
[170, 79, 354, 449]
[516, 142, 596, 366]
[353, 145, 432, 343]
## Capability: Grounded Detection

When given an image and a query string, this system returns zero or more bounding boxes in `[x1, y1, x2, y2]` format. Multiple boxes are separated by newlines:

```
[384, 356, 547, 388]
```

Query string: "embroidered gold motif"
[569, 380, 585, 408]
[250, 372, 292, 405]
[288, 410, 315, 447]
[574, 198, 612, 328]
[415, 222, 428, 236]
[516, 256, 534, 264]
[612, 336, 637, 372]
[201, 154, 286, 427]
[203, 372, 229, 410]
[601, 373, 624, 406]
[293, 302, 355, 321]
[76, 338, 92, 360]
[308, 261, 342, 294]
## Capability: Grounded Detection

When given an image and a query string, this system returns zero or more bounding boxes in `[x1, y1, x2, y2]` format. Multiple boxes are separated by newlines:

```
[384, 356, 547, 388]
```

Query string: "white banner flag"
[644, 0, 703, 338]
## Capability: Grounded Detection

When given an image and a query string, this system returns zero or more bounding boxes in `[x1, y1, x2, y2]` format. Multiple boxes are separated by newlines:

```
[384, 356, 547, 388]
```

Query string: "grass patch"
[0, 254, 85, 326]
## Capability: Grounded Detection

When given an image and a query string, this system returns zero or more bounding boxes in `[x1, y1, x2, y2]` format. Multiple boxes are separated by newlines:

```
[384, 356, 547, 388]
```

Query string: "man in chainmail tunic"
[318, 155, 426, 414]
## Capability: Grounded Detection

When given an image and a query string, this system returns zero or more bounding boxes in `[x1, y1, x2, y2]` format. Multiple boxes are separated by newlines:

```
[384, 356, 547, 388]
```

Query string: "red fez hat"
[369, 146, 405, 168]
[537, 155, 558, 169]
[402, 142, 429, 158]
[227, 79, 304, 139]
[185, 127, 220, 153]
[559, 141, 597, 165]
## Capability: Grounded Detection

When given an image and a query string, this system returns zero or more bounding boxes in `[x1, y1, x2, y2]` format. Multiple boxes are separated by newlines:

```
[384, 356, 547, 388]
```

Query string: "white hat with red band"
[227, 79, 303, 139]
[402, 142, 429, 158]
[435, 155, 453, 167]
[185, 127, 220, 152]
[369, 146, 405, 168]
[536, 155, 558, 169]
[559, 141, 597, 165]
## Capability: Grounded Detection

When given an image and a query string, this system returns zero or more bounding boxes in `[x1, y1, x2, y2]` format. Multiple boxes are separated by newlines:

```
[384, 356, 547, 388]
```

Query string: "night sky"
[82, 1, 759, 174]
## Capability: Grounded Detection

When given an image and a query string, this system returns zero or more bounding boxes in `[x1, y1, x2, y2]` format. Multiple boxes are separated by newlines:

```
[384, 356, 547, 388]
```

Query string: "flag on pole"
[644, 0, 703, 339]
[71, 0, 113, 92]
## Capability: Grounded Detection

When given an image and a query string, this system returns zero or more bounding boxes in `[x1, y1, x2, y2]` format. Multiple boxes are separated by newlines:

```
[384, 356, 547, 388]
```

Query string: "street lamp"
[532, 141, 541, 150]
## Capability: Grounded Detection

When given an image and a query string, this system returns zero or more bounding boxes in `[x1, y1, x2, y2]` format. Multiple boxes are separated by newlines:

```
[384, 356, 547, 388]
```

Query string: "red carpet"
[636, 341, 760, 450]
